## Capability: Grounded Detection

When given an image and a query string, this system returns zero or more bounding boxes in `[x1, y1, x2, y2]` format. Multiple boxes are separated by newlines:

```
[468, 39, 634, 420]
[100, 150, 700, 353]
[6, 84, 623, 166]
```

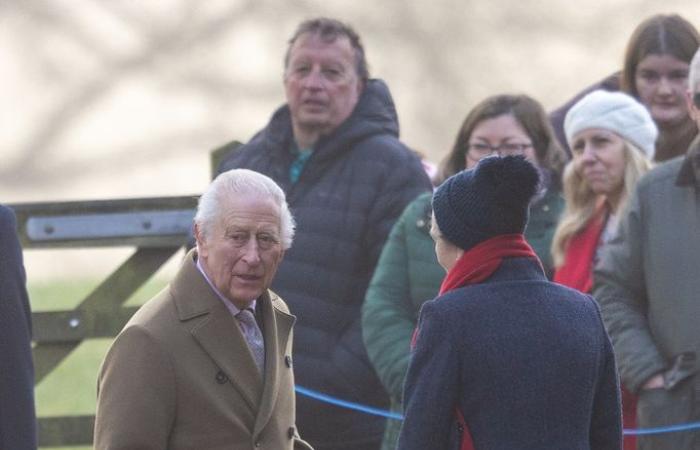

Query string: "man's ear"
[193, 223, 206, 257]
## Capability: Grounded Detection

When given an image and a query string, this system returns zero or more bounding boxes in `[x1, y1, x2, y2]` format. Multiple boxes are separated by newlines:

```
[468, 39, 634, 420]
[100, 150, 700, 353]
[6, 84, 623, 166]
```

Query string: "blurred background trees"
[2, 0, 700, 259]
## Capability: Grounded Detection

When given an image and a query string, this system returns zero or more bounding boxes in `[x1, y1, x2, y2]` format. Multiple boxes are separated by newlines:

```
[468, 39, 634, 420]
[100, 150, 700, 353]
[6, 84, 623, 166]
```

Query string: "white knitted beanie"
[564, 90, 658, 159]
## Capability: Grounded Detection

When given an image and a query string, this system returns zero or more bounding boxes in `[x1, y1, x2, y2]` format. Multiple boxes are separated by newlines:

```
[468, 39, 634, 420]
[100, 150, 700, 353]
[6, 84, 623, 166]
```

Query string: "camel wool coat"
[94, 250, 312, 450]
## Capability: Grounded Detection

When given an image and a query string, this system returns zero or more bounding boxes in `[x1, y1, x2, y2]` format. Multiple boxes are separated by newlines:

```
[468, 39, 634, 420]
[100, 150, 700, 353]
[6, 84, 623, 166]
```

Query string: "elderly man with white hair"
[94, 169, 313, 450]
[594, 48, 700, 450]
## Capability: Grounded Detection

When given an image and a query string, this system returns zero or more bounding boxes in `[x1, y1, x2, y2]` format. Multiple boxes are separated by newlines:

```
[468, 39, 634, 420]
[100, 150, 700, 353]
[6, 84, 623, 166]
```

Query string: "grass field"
[30, 276, 169, 450]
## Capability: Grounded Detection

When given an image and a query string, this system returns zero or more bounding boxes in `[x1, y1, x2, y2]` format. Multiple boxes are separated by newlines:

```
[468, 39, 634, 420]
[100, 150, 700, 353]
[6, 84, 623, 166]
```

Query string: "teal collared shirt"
[289, 143, 313, 184]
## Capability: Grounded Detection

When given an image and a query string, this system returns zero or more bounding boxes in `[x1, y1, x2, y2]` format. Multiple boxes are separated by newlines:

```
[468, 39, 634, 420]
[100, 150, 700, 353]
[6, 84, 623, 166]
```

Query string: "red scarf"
[414, 234, 540, 450]
[552, 208, 606, 293]
[439, 234, 541, 295]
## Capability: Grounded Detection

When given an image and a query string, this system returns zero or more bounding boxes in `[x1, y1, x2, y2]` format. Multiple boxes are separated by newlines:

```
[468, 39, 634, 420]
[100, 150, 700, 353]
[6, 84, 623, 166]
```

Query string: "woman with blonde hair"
[552, 89, 655, 450]
[553, 90, 655, 288]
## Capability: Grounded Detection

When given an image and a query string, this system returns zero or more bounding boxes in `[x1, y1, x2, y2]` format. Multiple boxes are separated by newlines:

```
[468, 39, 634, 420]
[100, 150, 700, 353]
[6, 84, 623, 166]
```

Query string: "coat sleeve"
[0, 206, 36, 450]
[397, 301, 459, 450]
[589, 301, 623, 450]
[94, 326, 176, 450]
[362, 203, 416, 401]
[0, 205, 37, 450]
[592, 184, 667, 393]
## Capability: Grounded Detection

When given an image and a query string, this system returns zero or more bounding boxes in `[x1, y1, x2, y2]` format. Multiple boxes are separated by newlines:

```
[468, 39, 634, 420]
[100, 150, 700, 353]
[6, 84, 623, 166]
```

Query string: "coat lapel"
[253, 291, 295, 437]
[172, 251, 264, 414]
[191, 308, 264, 412]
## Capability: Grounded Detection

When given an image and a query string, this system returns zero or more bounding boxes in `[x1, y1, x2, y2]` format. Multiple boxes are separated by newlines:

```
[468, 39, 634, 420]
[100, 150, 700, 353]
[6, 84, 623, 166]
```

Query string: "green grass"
[29, 276, 169, 450]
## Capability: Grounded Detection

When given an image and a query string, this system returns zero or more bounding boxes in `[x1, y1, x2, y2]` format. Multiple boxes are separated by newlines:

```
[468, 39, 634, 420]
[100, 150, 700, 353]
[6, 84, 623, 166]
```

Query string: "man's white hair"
[690, 48, 700, 93]
[195, 169, 295, 249]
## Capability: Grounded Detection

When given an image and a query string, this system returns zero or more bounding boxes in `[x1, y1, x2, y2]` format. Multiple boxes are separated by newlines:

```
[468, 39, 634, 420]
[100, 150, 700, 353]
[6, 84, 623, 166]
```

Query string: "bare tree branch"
[1, 0, 262, 186]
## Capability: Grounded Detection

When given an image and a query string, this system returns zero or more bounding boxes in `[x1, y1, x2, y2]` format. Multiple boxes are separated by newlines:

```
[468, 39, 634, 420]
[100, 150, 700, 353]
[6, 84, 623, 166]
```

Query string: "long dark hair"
[621, 14, 700, 97]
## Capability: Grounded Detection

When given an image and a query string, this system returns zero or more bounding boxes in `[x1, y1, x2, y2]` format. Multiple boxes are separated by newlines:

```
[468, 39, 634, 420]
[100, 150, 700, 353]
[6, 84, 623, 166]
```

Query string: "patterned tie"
[236, 308, 265, 372]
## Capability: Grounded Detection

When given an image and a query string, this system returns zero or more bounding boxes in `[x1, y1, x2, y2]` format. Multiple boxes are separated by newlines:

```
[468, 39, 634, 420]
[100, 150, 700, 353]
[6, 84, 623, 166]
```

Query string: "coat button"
[215, 370, 228, 384]
[288, 426, 295, 439]
[255, 442, 261, 448]
[285, 355, 292, 368]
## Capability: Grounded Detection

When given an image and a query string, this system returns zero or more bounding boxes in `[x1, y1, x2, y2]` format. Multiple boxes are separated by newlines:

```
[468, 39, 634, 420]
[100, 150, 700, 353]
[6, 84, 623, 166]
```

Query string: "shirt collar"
[195, 256, 256, 316]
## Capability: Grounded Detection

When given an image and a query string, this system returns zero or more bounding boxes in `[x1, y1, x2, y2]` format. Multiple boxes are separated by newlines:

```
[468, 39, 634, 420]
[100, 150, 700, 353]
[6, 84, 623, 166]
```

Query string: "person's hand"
[641, 373, 665, 390]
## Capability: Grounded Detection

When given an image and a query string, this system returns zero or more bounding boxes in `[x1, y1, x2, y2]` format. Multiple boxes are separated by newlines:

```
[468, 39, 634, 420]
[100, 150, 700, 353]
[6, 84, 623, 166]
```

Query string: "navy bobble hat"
[432, 155, 540, 251]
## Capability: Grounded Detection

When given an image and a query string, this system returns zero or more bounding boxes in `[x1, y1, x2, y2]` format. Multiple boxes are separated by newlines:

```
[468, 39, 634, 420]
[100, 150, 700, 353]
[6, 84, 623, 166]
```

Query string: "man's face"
[195, 195, 285, 309]
[284, 33, 362, 139]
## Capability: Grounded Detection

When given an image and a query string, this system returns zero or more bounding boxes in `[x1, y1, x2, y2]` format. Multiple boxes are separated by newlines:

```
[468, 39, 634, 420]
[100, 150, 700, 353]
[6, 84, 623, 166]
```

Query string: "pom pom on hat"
[564, 90, 658, 159]
[432, 155, 540, 251]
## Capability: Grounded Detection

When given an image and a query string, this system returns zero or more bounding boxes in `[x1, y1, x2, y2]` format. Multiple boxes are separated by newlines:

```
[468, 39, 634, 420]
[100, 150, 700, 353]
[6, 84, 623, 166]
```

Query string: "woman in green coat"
[361, 94, 567, 450]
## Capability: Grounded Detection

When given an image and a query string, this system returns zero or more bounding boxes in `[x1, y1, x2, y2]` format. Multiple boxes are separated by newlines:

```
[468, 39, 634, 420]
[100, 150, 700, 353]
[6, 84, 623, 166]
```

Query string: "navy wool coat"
[398, 257, 621, 450]
[0, 205, 36, 450]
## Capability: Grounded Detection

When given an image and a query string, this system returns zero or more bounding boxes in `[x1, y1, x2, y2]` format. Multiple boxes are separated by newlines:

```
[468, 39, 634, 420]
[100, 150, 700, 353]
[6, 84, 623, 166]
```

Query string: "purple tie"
[236, 308, 265, 372]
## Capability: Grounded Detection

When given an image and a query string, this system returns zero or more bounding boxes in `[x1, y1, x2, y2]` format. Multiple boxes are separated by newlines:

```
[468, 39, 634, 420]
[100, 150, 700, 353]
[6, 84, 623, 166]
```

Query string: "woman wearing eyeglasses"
[552, 89, 656, 450]
[437, 94, 567, 276]
[362, 94, 566, 450]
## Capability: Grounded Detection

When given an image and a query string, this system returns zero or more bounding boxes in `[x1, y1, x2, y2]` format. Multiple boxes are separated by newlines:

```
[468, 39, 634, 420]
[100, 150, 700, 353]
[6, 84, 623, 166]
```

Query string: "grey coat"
[593, 139, 700, 450]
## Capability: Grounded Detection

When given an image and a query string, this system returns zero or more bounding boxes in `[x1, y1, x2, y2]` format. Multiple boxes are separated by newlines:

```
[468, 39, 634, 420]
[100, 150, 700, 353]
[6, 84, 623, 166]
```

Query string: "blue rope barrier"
[294, 386, 403, 420]
[294, 385, 700, 436]
[624, 421, 700, 436]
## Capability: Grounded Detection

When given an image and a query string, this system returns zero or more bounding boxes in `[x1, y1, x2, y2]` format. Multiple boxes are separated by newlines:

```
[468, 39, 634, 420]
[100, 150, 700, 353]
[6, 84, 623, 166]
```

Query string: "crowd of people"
[3, 11, 700, 450]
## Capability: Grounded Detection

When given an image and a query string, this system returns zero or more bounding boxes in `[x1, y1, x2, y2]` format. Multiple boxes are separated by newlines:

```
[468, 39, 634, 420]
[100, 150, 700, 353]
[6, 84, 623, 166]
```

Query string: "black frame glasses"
[467, 142, 533, 159]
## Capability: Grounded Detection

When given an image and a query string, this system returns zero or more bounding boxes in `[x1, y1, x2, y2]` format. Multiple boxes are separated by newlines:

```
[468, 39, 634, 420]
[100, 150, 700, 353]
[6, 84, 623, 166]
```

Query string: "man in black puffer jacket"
[218, 17, 431, 450]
